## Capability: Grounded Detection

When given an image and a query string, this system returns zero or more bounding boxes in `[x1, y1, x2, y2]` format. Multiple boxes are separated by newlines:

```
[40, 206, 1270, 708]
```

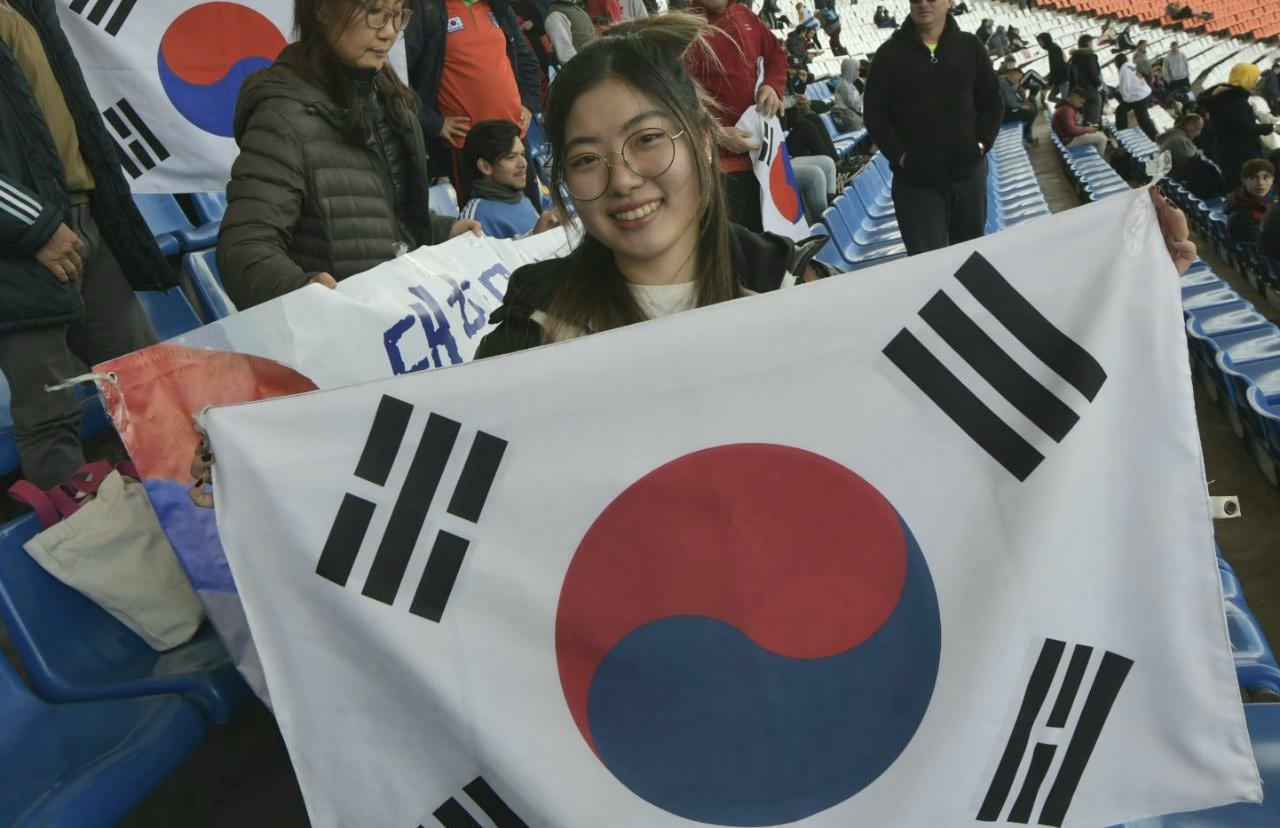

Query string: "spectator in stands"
[511, 0, 556, 74]
[1262, 60, 1280, 116]
[1224, 159, 1276, 243]
[759, 0, 791, 29]
[1068, 34, 1104, 125]
[1097, 20, 1118, 47]
[1114, 54, 1158, 141]
[686, 0, 787, 233]
[786, 18, 820, 67]
[986, 25, 1009, 57]
[587, 0, 622, 27]
[1166, 3, 1212, 22]
[999, 67, 1038, 146]
[1006, 27, 1027, 52]
[952, 1, 969, 15]
[1199, 63, 1276, 187]
[619, 0, 648, 21]
[0, 0, 166, 489]
[1163, 41, 1190, 102]
[873, 6, 896, 29]
[816, 0, 846, 57]
[1261, 201, 1280, 259]
[1037, 32, 1068, 103]
[864, 0, 1001, 255]
[976, 18, 994, 44]
[1114, 25, 1137, 53]
[1053, 88, 1110, 156]
[473, 16, 839, 358]
[220, 0, 479, 309]
[460, 120, 562, 238]
[1132, 41, 1152, 81]
[545, 0, 595, 65]
[405, 0, 542, 197]
[831, 57, 864, 133]
[1159, 114, 1224, 198]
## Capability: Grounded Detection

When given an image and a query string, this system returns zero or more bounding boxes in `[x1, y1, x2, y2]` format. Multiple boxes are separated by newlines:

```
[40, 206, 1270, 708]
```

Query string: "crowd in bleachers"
[9, 0, 1280, 820]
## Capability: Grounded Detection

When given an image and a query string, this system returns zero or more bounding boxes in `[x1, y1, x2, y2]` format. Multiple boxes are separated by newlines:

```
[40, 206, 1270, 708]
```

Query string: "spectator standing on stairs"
[1037, 32, 1068, 103]
[1068, 34, 1103, 124]
[545, 0, 595, 64]
[1163, 41, 1190, 104]
[1114, 53, 1158, 141]
[863, 0, 1001, 255]
[0, 0, 168, 489]
[1198, 63, 1276, 187]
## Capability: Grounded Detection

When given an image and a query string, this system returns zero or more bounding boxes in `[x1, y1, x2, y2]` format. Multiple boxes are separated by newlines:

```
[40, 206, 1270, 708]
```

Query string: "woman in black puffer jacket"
[218, 0, 478, 308]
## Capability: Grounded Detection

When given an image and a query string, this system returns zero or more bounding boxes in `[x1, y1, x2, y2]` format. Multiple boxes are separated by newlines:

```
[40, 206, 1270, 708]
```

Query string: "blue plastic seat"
[189, 191, 227, 226]
[183, 250, 236, 322]
[132, 194, 218, 254]
[0, 513, 252, 724]
[135, 287, 203, 341]
[1246, 386, 1280, 487]
[821, 206, 905, 269]
[0, 650, 206, 828]
[1113, 704, 1280, 826]
[1181, 284, 1241, 311]
[429, 182, 459, 218]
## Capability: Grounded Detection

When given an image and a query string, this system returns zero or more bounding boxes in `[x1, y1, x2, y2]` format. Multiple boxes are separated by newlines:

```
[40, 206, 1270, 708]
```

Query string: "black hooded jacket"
[863, 13, 1001, 188]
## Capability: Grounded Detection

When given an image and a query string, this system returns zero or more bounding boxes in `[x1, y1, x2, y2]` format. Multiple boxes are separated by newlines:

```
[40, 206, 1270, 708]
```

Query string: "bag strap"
[64, 459, 115, 497]
[7, 480, 61, 530]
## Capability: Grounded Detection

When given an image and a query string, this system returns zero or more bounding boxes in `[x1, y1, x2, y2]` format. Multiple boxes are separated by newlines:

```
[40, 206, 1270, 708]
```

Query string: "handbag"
[9, 461, 205, 651]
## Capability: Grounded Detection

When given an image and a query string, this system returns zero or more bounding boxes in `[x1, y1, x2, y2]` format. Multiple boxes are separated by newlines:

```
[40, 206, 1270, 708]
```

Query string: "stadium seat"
[183, 249, 236, 322]
[0, 513, 252, 724]
[132, 193, 218, 254]
[1113, 703, 1280, 826]
[1246, 386, 1280, 487]
[0, 647, 206, 828]
[806, 223, 848, 271]
[134, 287, 203, 341]
[429, 182, 459, 218]
[189, 191, 227, 226]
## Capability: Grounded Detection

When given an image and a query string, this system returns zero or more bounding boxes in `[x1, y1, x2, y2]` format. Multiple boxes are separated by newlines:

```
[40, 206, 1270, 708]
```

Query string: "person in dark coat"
[218, 0, 476, 309]
[863, 0, 1001, 255]
[1037, 32, 1068, 102]
[1198, 63, 1275, 187]
[0, 0, 171, 488]
[1067, 34, 1103, 124]
[1223, 158, 1276, 244]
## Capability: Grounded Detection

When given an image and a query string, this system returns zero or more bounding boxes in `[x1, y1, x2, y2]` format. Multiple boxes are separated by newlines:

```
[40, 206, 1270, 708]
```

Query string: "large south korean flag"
[55, 0, 405, 192]
[205, 189, 1260, 827]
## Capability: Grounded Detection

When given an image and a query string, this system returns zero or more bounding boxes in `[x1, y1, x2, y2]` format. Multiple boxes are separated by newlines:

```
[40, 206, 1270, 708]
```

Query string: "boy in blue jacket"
[460, 120, 560, 239]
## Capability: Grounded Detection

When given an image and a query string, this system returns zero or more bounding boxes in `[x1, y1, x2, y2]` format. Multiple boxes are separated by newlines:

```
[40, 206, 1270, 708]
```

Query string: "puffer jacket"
[0, 0, 172, 332]
[475, 226, 834, 357]
[218, 44, 455, 309]
[1198, 83, 1275, 187]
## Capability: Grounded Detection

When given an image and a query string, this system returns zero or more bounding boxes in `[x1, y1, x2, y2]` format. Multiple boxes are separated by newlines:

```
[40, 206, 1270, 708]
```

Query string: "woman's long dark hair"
[293, 0, 417, 138]
[541, 13, 738, 342]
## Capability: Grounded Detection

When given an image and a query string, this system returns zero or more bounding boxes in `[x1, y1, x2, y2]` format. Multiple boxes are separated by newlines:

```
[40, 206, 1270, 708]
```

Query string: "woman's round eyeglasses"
[365, 6, 413, 32]
[562, 128, 687, 202]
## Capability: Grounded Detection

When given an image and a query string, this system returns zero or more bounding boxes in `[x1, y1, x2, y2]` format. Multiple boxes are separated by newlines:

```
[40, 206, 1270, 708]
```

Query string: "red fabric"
[437, 0, 524, 149]
[587, 0, 621, 23]
[685, 2, 788, 173]
[1051, 103, 1090, 142]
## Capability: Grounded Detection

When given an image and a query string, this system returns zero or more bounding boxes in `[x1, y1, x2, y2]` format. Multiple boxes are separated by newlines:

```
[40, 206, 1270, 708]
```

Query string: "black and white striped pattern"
[977, 639, 1134, 826]
[0, 179, 41, 227]
[316, 394, 508, 623]
[67, 0, 137, 36]
[101, 99, 169, 179]
[883, 252, 1107, 481]
[429, 777, 530, 828]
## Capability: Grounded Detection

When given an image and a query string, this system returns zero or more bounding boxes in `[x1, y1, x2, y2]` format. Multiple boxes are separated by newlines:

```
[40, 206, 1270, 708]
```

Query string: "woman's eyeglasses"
[365, 6, 413, 32]
[561, 128, 687, 202]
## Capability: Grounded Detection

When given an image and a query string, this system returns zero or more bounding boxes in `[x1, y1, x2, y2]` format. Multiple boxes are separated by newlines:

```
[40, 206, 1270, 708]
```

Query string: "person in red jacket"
[686, 0, 789, 231]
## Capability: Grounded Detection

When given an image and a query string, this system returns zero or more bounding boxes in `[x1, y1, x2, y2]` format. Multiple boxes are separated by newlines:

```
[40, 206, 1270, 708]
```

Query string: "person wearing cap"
[1198, 63, 1276, 186]
[863, 0, 1000, 256]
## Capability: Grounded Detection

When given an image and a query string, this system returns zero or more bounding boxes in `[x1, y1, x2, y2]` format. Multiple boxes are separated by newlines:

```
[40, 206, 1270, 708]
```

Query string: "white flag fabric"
[205, 189, 1259, 827]
[735, 106, 809, 241]
[55, 0, 405, 193]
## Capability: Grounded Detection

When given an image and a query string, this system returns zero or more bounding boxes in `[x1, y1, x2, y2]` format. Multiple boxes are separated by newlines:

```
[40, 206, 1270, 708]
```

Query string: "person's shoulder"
[503, 256, 571, 313]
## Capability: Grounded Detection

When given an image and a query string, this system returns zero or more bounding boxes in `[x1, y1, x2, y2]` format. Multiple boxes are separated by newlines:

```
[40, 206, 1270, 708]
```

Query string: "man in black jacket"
[1067, 34, 1103, 125]
[863, 0, 1001, 255]
[405, 0, 542, 200]
[0, 0, 170, 488]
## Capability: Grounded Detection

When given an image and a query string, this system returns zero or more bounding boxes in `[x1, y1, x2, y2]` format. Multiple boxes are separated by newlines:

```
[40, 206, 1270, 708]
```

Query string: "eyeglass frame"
[364, 4, 413, 32]
[559, 128, 688, 202]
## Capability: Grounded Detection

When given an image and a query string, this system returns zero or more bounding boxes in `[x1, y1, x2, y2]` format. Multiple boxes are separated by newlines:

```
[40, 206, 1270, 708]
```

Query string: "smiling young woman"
[475, 13, 836, 356]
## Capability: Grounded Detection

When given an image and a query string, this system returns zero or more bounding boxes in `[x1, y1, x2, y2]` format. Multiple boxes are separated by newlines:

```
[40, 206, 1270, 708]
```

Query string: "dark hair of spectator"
[1077, 34, 1093, 48]
[293, 0, 417, 140]
[541, 13, 736, 343]
[1114, 53, 1127, 67]
[461, 119, 523, 193]
[1175, 113, 1203, 129]
[1241, 159, 1276, 180]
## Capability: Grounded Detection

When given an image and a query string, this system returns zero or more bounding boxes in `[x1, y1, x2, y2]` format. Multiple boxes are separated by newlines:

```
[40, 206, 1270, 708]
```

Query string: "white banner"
[57, 0, 405, 193]
[205, 190, 1259, 827]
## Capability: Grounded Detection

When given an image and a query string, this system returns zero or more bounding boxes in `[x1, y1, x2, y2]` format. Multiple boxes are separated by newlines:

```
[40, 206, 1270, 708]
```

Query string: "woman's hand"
[309, 272, 337, 289]
[189, 428, 214, 509]
[1150, 189, 1197, 276]
[718, 126, 760, 156]
[440, 116, 471, 145]
[449, 218, 483, 239]
[755, 85, 784, 120]
[532, 209, 562, 234]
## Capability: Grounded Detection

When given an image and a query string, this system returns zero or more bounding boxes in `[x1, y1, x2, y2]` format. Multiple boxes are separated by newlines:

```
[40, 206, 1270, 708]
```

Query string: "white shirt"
[1118, 63, 1151, 104]
[619, 0, 648, 20]
[630, 281, 697, 320]
[545, 11, 577, 64]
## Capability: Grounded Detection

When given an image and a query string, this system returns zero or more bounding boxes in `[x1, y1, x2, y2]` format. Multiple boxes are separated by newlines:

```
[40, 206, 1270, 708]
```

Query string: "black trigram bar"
[70, 0, 136, 35]
[977, 640, 1133, 826]
[884, 253, 1106, 481]
[354, 394, 414, 485]
[103, 99, 168, 177]
[447, 431, 507, 522]
[433, 777, 529, 828]
[884, 330, 1044, 481]
[362, 413, 461, 604]
[408, 531, 469, 622]
[956, 254, 1107, 402]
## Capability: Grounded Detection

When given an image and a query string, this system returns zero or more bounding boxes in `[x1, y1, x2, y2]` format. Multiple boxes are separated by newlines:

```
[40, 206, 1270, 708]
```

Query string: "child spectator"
[1224, 158, 1276, 243]
[459, 119, 561, 238]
